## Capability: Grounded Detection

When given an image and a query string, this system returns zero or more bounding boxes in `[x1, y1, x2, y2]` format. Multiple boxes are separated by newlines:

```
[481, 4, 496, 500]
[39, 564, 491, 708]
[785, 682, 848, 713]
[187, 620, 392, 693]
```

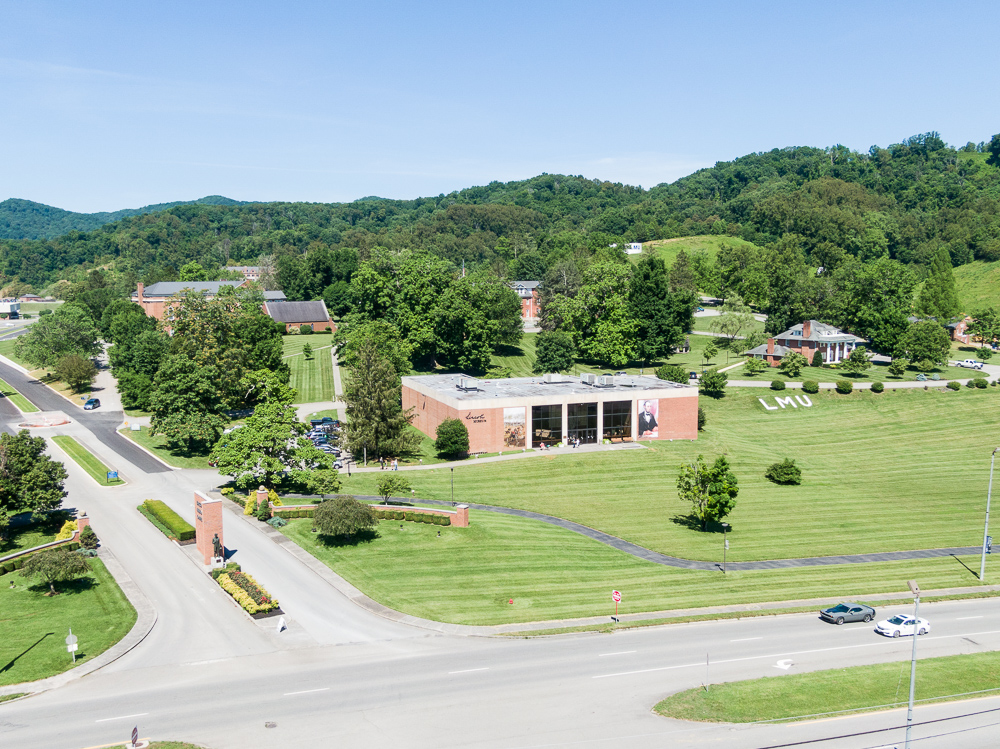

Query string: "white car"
[958, 359, 984, 369]
[875, 614, 931, 638]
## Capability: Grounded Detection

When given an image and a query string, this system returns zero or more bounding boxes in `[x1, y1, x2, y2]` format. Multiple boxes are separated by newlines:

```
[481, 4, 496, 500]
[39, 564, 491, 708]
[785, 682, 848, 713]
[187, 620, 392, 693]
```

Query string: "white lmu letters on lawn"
[759, 395, 813, 410]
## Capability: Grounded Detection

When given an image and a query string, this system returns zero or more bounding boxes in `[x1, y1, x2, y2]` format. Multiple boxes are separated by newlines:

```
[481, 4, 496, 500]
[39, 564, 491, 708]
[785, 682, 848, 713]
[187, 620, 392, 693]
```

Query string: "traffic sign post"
[132, 725, 139, 747]
[65, 629, 78, 663]
[612, 590, 621, 619]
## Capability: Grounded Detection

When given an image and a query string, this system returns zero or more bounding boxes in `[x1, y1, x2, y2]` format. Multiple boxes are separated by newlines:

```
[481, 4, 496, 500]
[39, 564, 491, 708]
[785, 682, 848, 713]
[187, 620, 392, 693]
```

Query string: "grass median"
[655, 650, 1000, 723]
[0, 376, 39, 412]
[118, 426, 212, 470]
[280, 511, 999, 626]
[0, 558, 137, 686]
[50, 436, 125, 486]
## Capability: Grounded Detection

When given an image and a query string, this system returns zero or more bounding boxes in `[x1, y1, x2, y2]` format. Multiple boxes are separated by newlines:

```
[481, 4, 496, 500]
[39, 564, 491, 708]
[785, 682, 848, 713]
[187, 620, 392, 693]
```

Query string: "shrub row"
[142, 500, 196, 542]
[0, 542, 80, 575]
[217, 571, 279, 614]
[375, 508, 451, 525]
[275, 507, 314, 519]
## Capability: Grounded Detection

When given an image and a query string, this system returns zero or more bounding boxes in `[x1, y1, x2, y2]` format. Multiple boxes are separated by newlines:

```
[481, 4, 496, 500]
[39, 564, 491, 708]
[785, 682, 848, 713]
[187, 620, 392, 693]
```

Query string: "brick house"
[746, 320, 866, 366]
[510, 281, 540, 320]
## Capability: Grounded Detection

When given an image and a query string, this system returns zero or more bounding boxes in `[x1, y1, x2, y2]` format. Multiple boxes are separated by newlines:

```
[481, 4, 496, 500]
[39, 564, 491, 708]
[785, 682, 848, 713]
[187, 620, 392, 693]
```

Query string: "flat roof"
[404, 373, 694, 402]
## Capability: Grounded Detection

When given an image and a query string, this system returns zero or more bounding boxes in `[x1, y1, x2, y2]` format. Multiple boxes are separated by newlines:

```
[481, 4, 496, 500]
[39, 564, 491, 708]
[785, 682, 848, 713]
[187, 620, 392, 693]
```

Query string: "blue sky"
[2, 0, 998, 212]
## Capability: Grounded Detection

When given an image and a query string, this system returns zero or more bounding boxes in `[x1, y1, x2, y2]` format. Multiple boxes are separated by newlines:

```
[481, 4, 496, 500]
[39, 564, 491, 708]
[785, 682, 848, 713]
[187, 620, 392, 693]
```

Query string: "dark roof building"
[746, 320, 865, 366]
[264, 300, 332, 331]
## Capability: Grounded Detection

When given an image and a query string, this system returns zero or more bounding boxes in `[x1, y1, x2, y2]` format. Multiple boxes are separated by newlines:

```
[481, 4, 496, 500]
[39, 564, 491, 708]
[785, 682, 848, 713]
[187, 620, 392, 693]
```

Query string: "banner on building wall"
[503, 407, 526, 448]
[637, 399, 658, 438]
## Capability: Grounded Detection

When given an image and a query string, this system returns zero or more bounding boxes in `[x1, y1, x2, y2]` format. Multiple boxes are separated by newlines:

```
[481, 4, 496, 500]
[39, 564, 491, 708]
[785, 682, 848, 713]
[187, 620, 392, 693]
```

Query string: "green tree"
[336, 318, 414, 377]
[986, 133, 1000, 168]
[0, 430, 68, 541]
[533, 330, 576, 374]
[435, 418, 469, 458]
[702, 342, 718, 369]
[811, 350, 824, 367]
[841, 346, 872, 376]
[628, 255, 688, 364]
[179, 261, 209, 282]
[779, 351, 809, 378]
[676, 455, 739, 530]
[967, 308, 1000, 349]
[14, 305, 100, 369]
[669, 249, 698, 293]
[656, 364, 687, 383]
[54, 354, 97, 393]
[709, 295, 756, 361]
[313, 497, 378, 540]
[343, 340, 421, 462]
[765, 458, 802, 485]
[20, 547, 90, 595]
[699, 368, 728, 398]
[375, 474, 412, 504]
[917, 246, 961, 320]
[896, 321, 951, 366]
[762, 237, 814, 335]
[887, 358, 909, 377]
[432, 271, 522, 372]
[148, 356, 228, 452]
[717, 242, 768, 306]
[833, 257, 916, 354]
[302, 343, 313, 359]
[743, 356, 767, 376]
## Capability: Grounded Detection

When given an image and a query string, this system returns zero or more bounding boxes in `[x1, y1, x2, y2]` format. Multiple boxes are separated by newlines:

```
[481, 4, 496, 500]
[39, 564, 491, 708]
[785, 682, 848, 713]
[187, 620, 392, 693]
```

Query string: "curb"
[0, 547, 158, 697]
[114, 427, 176, 471]
[45, 436, 130, 489]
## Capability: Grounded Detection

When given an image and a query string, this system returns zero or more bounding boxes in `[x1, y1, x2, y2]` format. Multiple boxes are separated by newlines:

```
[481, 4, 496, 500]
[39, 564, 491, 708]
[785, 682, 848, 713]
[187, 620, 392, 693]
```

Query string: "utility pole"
[980, 447, 998, 581]
[905, 579, 920, 749]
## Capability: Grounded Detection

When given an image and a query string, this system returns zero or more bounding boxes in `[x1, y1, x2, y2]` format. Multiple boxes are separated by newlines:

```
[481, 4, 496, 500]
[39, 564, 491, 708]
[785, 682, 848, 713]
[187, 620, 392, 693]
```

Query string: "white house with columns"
[745, 320, 866, 367]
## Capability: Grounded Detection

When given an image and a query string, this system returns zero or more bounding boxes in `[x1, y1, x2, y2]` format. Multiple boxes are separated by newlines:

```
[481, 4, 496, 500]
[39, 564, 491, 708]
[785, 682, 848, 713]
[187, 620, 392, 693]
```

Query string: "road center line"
[95, 712, 148, 723]
[449, 667, 490, 674]
[283, 687, 330, 696]
[730, 637, 762, 642]
[957, 616, 984, 620]
[598, 651, 637, 657]
[593, 628, 1000, 679]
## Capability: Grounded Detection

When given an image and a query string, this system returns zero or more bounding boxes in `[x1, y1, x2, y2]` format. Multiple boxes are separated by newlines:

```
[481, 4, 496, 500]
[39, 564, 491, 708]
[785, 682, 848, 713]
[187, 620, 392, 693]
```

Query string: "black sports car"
[819, 602, 876, 625]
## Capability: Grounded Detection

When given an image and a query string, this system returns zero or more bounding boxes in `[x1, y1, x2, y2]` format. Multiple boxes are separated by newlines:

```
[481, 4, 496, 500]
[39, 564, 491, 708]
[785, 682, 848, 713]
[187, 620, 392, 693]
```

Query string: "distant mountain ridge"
[0, 195, 250, 239]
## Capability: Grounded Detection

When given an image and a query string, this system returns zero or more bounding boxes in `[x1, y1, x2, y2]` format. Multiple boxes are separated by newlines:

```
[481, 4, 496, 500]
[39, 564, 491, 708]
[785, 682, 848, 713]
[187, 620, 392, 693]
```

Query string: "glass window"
[567, 402, 597, 444]
[531, 404, 562, 445]
[603, 401, 632, 442]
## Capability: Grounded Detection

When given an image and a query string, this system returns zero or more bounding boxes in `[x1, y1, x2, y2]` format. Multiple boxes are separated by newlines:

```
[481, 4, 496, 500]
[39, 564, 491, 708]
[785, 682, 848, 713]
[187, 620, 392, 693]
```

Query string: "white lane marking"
[958, 616, 984, 620]
[730, 637, 762, 642]
[598, 651, 637, 657]
[449, 667, 489, 674]
[183, 658, 229, 666]
[95, 712, 148, 723]
[283, 687, 330, 696]
[593, 628, 1000, 679]
[774, 659, 793, 670]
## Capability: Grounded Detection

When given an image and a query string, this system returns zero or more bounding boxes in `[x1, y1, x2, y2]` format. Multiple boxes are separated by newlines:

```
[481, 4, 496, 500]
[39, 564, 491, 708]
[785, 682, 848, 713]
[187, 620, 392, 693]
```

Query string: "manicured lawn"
[281, 512, 998, 626]
[50, 436, 125, 486]
[303, 408, 338, 421]
[339, 387, 1000, 563]
[118, 426, 212, 470]
[0, 376, 38, 412]
[0, 339, 29, 367]
[0, 511, 71, 556]
[283, 333, 335, 403]
[655, 650, 1000, 723]
[636, 234, 762, 271]
[951, 259, 1000, 313]
[0, 558, 137, 686]
[728, 359, 974, 383]
[491, 333, 539, 377]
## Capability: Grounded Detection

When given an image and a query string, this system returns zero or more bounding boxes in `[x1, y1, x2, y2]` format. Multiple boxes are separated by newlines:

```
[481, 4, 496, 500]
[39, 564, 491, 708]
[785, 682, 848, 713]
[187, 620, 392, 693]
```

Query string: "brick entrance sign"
[194, 491, 224, 565]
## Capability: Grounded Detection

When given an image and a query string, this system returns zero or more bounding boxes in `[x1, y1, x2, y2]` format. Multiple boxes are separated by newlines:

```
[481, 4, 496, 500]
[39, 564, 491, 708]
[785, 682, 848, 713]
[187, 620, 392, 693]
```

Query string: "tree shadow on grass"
[0, 632, 53, 674]
[24, 578, 96, 596]
[316, 529, 380, 548]
[670, 515, 734, 534]
[493, 344, 525, 358]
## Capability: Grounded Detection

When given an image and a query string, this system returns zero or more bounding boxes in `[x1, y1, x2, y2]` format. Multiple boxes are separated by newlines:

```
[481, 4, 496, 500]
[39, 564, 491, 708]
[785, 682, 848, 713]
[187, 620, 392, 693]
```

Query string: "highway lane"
[4, 597, 1000, 748]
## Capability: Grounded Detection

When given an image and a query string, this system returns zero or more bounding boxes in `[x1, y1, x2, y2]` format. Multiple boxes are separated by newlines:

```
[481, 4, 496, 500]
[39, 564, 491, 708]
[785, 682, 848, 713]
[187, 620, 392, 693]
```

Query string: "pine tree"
[629, 255, 686, 364]
[917, 246, 961, 320]
[669, 250, 698, 293]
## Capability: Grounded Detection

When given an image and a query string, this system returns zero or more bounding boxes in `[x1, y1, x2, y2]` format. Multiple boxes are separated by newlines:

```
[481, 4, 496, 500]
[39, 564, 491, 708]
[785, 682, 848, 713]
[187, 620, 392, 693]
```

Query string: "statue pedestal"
[194, 491, 224, 565]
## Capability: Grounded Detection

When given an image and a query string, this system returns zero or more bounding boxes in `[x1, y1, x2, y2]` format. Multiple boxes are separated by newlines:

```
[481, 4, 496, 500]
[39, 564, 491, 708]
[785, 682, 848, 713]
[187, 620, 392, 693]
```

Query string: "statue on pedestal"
[212, 533, 223, 560]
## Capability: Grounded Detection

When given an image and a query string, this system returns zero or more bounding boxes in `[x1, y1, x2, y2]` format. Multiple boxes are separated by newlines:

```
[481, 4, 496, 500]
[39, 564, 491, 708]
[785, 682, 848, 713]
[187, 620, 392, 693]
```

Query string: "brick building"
[403, 373, 698, 454]
[510, 281, 540, 320]
[264, 300, 333, 332]
[132, 281, 286, 321]
[746, 320, 865, 366]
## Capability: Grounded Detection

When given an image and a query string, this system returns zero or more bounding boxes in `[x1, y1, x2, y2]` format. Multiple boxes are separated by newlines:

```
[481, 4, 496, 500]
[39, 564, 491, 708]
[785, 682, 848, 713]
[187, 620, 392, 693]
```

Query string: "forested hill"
[1, 131, 999, 295]
[0, 195, 249, 240]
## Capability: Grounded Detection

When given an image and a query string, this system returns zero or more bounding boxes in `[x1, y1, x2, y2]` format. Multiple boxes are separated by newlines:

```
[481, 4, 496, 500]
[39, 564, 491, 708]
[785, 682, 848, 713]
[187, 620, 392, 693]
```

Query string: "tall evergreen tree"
[917, 246, 961, 320]
[629, 255, 688, 364]
[669, 249, 697, 293]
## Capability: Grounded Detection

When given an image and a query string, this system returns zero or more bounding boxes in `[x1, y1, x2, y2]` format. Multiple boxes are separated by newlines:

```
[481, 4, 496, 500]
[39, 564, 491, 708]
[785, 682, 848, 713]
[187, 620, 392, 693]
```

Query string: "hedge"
[801, 380, 819, 394]
[770, 380, 786, 391]
[275, 506, 452, 526]
[0, 542, 80, 575]
[972, 378, 989, 389]
[142, 499, 196, 542]
[835, 380, 853, 394]
[947, 381, 961, 390]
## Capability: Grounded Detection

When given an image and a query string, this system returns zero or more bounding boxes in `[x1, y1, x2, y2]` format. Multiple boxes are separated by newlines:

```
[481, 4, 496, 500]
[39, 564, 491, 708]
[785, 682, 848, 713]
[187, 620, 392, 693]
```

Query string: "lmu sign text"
[758, 395, 813, 410]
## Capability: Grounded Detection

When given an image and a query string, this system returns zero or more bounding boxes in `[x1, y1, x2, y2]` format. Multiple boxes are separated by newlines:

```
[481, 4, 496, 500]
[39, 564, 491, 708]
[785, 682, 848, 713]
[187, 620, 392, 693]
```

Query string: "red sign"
[612, 590, 621, 603]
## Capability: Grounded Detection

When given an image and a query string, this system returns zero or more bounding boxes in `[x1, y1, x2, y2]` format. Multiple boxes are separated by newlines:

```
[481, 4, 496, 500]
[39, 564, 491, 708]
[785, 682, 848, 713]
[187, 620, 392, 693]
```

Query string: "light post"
[450, 467, 454, 504]
[905, 579, 920, 749]
[980, 447, 999, 581]
[721, 522, 729, 574]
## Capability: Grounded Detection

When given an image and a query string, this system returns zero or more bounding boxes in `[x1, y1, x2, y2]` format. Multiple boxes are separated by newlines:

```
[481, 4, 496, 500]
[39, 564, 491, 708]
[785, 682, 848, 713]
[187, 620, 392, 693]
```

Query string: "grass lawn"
[118, 426, 212, 470]
[0, 511, 71, 556]
[338, 386, 1000, 563]
[655, 650, 1000, 723]
[728, 359, 974, 383]
[281, 512, 998, 626]
[0, 558, 137, 686]
[283, 333, 335, 403]
[491, 333, 538, 377]
[690, 315, 766, 337]
[0, 376, 39, 412]
[0, 339, 29, 367]
[950, 259, 1000, 313]
[303, 408, 338, 421]
[18, 301, 62, 314]
[637, 235, 762, 271]
[50, 436, 125, 486]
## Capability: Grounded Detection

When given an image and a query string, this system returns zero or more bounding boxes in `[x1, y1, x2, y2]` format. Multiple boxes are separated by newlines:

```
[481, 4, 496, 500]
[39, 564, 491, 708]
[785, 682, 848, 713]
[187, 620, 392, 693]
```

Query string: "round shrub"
[435, 417, 470, 458]
[811, 350, 823, 368]
[770, 380, 786, 391]
[992, 381, 997, 387]
[801, 380, 819, 394]
[965, 379, 976, 388]
[973, 378, 988, 389]
[870, 381, 884, 393]
[946, 381, 961, 390]
[266, 516, 288, 529]
[299, 324, 314, 335]
[765, 458, 802, 485]
[835, 379, 853, 394]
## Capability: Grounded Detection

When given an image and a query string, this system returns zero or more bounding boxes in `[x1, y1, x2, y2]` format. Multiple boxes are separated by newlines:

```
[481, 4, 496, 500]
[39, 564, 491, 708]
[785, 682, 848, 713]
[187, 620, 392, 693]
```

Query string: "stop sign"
[612, 590, 621, 603]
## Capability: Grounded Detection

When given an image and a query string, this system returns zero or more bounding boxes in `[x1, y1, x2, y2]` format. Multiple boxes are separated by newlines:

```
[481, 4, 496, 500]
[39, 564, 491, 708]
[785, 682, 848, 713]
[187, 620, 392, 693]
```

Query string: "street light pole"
[905, 579, 920, 749]
[450, 467, 454, 504]
[980, 447, 999, 581]
[722, 522, 729, 574]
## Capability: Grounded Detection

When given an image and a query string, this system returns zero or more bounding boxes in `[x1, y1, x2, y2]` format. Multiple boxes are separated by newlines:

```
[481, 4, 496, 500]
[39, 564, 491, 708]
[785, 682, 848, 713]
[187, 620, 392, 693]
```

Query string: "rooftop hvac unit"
[457, 377, 480, 391]
[544, 372, 567, 383]
[580, 372, 596, 385]
[597, 374, 615, 387]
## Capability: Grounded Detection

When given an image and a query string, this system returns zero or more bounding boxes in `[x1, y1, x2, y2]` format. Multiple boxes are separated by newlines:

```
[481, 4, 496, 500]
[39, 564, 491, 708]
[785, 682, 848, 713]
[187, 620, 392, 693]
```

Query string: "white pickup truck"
[958, 359, 985, 370]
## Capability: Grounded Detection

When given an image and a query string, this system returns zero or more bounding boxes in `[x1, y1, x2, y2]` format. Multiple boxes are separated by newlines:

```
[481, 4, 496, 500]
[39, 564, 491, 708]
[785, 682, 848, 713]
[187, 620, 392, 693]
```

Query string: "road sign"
[612, 590, 621, 603]
[132, 725, 139, 746]
[65, 633, 77, 647]
[988, 536, 993, 554]
[107, 471, 118, 481]
[66, 630, 78, 661]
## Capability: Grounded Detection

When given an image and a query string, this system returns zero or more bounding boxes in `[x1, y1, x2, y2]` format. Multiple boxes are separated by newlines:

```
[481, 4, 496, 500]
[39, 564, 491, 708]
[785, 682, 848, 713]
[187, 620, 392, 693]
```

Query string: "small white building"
[625, 243, 643, 255]
[0, 299, 21, 318]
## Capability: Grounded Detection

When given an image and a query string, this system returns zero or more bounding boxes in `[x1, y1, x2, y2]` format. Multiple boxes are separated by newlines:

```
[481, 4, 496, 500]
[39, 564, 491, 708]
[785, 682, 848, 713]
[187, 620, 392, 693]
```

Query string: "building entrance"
[567, 402, 598, 444]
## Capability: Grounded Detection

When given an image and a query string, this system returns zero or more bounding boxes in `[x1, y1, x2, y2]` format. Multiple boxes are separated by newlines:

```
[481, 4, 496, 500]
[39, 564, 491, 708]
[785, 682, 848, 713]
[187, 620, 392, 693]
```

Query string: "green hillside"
[953, 260, 1000, 313]
[637, 234, 762, 267]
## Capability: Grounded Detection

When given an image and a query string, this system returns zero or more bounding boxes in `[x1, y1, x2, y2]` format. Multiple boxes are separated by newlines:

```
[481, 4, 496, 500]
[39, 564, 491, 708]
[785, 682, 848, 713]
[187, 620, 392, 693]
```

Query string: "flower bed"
[217, 570, 280, 615]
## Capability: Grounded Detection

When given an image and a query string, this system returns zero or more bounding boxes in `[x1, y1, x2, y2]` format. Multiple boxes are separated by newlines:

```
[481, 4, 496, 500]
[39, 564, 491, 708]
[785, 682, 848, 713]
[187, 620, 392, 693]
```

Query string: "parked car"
[958, 359, 984, 369]
[321, 416, 334, 424]
[615, 371, 627, 376]
[83, 398, 101, 410]
[696, 306, 705, 312]
[820, 602, 876, 625]
[875, 614, 931, 638]
[689, 371, 698, 380]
